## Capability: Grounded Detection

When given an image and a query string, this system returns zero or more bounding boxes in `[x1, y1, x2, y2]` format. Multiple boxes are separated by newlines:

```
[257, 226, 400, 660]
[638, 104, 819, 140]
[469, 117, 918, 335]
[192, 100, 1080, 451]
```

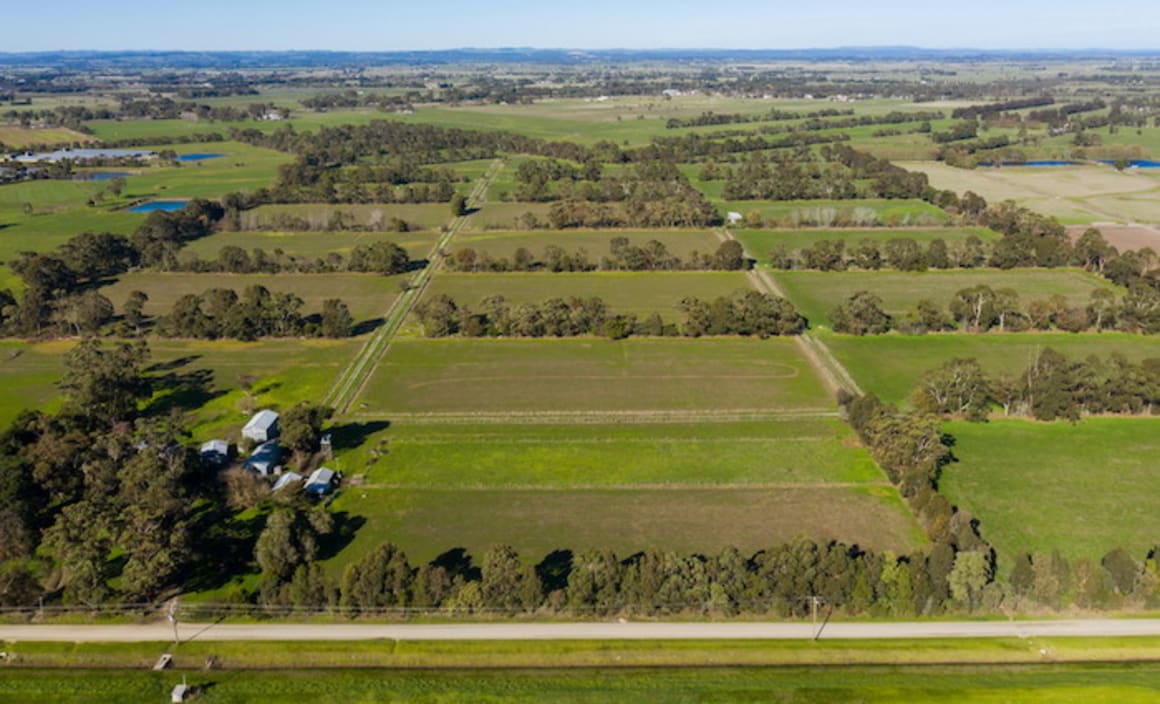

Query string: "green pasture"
[328, 418, 882, 488]
[0, 125, 91, 148]
[330, 484, 921, 565]
[0, 339, 70, 427]
[716, 199, 953, 226]
[99, 271, 407, 324]
[463, 201, 553, 230]
[5, 662, 1159, 704]
[355, 337, 834, 415]
[941, 418, 1160, 564]
[416, 271, 752, 322]
[183, 229, 439, 260]
[776, 268, 1117, 329]
[450, 228, 724, 260]
[733, 226, 996, 259]
[826, 332, 1160, 404]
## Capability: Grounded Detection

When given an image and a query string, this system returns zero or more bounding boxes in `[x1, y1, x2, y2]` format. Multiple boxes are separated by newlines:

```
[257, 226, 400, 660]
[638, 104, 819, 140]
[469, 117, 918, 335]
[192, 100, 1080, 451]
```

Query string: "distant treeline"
[155, 286, 354, 340]
[951, 96, 1055, 120]
[665, 107, 854, 129]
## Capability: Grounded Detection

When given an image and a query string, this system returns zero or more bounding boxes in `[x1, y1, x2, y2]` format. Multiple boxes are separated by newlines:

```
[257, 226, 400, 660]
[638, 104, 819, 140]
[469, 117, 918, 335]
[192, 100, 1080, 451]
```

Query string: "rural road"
[2, 619, 1159, 643]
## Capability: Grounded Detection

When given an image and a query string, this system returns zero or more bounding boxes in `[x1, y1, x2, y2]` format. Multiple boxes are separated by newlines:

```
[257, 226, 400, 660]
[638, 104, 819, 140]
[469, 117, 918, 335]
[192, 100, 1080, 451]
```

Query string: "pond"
[74, 171, 133, 182]
[176, 153, 226, 162]
[127, 200, 189, 213]
[1098, 159, 1160, 169]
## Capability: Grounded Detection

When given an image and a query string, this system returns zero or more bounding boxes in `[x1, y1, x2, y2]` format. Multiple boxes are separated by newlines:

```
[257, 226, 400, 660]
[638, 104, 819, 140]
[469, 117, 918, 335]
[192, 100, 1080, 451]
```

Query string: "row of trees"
[770, 236, 989, 272]
[444, 239, 746, 273]
[829, 285, 1160, 337]
[912, 351, 1160, 422]
[168, 241, 415, 276]
[157, 286, 355, 340]
[664, 107, 854, 129]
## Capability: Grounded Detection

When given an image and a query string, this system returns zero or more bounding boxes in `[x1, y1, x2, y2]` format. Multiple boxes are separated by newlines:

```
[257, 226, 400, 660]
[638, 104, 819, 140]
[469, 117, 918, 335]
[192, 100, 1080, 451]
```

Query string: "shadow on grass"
[147, 366, 224, 418]
[327, 420, 391, 452]
[183, 508, 267, 594]
[351, 317, 385, 336]
[536, 549, 574, 593]
[432, 547, 481, 582]
[316, 511, 365, 562]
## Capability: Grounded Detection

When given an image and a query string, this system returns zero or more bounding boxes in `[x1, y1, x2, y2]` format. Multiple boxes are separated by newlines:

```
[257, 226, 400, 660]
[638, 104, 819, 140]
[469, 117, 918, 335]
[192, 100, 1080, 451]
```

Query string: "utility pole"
[806, 596, 826, 640]
[168, 598, 180, 645]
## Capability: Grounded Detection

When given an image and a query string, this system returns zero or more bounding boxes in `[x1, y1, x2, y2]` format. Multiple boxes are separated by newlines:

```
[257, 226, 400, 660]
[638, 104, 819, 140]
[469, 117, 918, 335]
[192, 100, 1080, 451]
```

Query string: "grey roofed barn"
[242, 409, 280, 443]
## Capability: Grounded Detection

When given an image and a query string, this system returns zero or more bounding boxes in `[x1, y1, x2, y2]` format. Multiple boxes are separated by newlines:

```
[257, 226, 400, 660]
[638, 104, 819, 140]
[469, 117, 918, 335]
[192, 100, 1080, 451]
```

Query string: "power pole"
[806, 596, 825, 640]
[168, 598, 180, 645]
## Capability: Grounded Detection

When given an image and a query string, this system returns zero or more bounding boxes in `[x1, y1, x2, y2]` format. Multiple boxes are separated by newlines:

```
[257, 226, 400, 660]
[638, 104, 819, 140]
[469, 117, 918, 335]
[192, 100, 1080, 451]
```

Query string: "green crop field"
[776, 268, 1117, 329]
[3, 662, 1158, 704]
[329, 484, 924, 563]
[416, 271, 753, 323]
[940, 418, 1160, 564]
[99, 271, 407, 324]
[826, 332, 1160, 403]
[451, 228, 724, 260]
[733, 227, 997, 260]
[356, 337, 834, 416]
[463, 201, 554, 230]
[183, 229, 439, 260]
[715, 199, 953, 227]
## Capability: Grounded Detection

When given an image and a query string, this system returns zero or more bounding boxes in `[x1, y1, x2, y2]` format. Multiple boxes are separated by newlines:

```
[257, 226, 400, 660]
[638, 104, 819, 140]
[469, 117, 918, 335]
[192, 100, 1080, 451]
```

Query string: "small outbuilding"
[199, 439, 230, 468]
[171, 682, 189, 703]
[304, 467, 336, 496]
[244, 441, 283, 477]
[726, 211, 743, 225]
[272, 471, 303, 492]
[242, 409, 279, 444]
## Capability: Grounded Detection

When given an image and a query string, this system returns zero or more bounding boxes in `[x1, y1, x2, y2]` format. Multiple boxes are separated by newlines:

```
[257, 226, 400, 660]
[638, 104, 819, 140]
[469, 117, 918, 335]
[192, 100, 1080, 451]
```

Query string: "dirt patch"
[1067, 224, 1160, 251]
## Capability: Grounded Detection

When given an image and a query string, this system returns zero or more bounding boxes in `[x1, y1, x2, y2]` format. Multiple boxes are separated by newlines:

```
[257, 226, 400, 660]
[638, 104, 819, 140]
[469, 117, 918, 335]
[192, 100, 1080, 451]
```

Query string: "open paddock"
[330, 418, 882, 488]
[329, 484, 924, 566]
[418, 271, 753, 322]
[463, 201, 553, 230]
[941, 418, 1160, 564]
[1066, 224, 1160, 252]
[776, 268, 1117, 329]
[356, 337, 834, 416]
[826, 332, 1160, 404]
[0, 124, 92, 147]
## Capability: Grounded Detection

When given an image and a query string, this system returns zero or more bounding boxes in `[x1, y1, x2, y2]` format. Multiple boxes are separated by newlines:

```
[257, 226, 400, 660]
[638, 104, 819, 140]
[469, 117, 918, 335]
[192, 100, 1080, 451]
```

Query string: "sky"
[4, 0, 1159, 52]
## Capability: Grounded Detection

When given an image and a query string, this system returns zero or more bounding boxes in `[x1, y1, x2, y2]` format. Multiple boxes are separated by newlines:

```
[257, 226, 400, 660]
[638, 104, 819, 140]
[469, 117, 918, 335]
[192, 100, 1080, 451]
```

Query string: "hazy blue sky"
[5, 0, 1158, 52]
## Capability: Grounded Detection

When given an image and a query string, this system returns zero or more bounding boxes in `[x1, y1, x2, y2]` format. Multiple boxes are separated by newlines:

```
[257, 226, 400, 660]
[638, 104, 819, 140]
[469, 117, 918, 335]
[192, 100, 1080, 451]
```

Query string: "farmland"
[940, 418, 1160, 563]
[182, 228, 440, 260]
[776, 268, 1117, 329]
[355, 337, 833, 416]
[451, 228, 725, 260]
[826, 332, 1160, 403]
[713, 198, 953, 227]
[733, 227, 997, 260]
[416, 271, 753, 322]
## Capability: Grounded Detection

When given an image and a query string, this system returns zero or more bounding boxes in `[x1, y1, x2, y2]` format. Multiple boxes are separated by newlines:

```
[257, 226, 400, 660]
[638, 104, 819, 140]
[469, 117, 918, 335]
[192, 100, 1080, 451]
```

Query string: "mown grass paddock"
[776, 268, 1117, 329]
[356, 337, 833, 416]
[941, 417, 1160, 564]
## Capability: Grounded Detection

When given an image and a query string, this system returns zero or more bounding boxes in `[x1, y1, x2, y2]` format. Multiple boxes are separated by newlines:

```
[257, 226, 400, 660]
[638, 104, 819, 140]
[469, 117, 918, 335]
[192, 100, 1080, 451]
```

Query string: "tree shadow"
[536, 549, 573, 593]
[327, 420, 391, 452]
[145, 355, 203, 374]
[351, 317, 385, 336]
[315, 511, 365, 562]
[147, 367, 224, 418]
[405, 259, 429, 273]
[183, 509, 267, 593]
[431, 547, 480, 582]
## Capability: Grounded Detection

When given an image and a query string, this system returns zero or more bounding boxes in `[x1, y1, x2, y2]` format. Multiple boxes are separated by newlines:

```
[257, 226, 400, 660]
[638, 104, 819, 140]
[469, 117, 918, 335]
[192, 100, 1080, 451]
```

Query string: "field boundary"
[724, 228, 862, 397]
[345, 409, 839, 423]
[323, 159, 504, 413]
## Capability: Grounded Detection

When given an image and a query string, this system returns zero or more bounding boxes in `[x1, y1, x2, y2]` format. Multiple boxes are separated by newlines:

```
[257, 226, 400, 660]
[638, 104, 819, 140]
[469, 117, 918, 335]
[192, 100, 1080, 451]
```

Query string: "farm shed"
[305, 467, 336, 496]
[199, 439, 230, 467]
[244, 441, 283, 476]
[242, 409, 280, 443]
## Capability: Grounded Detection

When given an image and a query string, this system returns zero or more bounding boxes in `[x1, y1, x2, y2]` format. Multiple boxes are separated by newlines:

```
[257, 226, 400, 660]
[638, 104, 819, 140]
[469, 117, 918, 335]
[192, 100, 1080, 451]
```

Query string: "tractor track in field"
[720, 227, 863, 397]
[323, 159, 504, 414]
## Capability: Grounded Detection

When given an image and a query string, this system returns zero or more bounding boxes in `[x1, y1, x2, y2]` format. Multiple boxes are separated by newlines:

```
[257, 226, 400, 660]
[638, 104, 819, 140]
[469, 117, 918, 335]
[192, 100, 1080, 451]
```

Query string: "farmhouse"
[244, 441, 284, 476]
[242, 409, 280, 444]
